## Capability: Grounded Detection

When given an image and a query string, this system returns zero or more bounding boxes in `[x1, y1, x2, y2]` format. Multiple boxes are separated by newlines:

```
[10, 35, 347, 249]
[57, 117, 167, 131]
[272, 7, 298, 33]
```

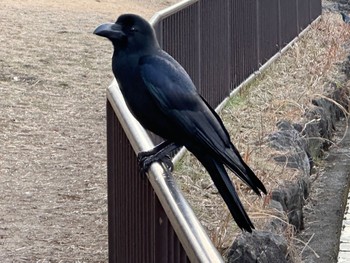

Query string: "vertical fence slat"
[280, 0, 298, 48]
[199, 0, 230, 106]
[298, 0, 311, 32]
[310, 0, 322, 21]
[258, 0, 280, 65]
[230, 0, 259, 89]
[159, 3, 201, 89]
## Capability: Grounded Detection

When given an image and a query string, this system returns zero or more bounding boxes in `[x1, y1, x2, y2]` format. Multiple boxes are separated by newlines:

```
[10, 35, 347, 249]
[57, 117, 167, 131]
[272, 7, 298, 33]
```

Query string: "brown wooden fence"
[107, 0, 322, 262]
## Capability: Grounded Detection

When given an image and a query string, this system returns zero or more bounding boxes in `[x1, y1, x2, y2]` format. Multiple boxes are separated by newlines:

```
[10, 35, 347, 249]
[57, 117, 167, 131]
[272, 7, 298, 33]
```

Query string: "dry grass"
[173, 11, 350, 257]
[0, 0, 178, 261]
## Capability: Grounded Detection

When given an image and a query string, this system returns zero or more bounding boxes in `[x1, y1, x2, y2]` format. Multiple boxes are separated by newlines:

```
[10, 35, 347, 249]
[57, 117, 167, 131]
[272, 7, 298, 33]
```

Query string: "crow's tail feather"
[197, 153, 254, 232]
[198, 95, 266, 196]
[220, 144, 267, 196]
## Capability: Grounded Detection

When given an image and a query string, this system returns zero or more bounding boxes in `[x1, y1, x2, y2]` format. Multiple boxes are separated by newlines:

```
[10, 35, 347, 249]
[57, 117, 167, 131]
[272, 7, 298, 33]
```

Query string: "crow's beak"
[93, 23, 125, 41]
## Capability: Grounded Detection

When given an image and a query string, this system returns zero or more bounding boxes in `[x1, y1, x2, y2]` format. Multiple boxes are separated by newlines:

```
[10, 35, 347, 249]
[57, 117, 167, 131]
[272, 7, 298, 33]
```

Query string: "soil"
[0, 0, 176, 262]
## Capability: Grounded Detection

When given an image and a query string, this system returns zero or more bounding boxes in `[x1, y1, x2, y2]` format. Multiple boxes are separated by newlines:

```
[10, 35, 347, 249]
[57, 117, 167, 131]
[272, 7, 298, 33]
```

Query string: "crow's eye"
[130, 26, 138, 32]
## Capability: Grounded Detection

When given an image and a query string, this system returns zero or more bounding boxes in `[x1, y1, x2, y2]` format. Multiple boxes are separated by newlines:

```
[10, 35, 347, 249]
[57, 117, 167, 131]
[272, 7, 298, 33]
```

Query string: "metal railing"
[106, 0, 322, 262]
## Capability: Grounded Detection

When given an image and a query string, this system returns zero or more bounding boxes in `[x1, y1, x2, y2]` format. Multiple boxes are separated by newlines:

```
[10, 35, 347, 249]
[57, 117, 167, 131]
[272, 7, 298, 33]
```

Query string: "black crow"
[341, 12, 350, 24]
[94, 14, 267, 232]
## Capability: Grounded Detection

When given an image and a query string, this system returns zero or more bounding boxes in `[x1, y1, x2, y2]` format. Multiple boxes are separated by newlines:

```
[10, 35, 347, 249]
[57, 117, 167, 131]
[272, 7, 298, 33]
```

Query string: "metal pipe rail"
[150, 0, 198, 24]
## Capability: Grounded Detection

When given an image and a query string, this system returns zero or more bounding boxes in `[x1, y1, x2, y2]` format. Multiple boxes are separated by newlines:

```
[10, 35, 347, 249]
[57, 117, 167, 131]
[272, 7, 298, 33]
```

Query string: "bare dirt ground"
[0, 0, 177, 261]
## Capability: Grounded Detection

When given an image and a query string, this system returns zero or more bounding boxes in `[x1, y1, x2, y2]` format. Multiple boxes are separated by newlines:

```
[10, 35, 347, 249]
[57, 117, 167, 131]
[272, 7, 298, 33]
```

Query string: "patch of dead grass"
[0, 0, 180, 261]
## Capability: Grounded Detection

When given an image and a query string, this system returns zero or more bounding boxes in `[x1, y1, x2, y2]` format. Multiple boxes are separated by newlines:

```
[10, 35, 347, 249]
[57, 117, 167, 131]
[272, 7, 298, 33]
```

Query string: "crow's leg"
[137, 141, 181, 174]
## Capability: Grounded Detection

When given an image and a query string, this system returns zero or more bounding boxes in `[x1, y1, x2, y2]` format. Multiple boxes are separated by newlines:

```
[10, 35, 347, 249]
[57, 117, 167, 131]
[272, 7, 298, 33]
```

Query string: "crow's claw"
[137, 151, 174, 175]
[161, 155, 174, 171]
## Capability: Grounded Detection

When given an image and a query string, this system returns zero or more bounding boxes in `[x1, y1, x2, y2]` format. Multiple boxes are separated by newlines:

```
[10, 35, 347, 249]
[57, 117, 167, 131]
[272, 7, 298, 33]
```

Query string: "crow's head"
[94, 14, 159, 52]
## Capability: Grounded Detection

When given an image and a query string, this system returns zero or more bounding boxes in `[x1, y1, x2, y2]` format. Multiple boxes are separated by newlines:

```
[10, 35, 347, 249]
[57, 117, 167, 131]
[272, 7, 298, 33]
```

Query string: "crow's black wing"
[139, 52, 265, 194]
[139, 52, 231, 152]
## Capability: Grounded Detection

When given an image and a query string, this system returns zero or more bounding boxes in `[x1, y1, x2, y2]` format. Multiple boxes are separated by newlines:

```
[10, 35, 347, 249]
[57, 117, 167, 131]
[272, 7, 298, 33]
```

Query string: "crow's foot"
[137, 150, 174, 175]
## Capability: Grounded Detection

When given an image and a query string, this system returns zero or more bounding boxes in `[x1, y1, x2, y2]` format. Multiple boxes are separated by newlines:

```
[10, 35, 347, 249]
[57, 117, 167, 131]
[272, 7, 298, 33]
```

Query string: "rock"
[270, 177, 309, 232]
[268, 120, 311, 176]
[310, 98, 337, 139]
[266, 218, 288, 233]
[330, 85, 350, 118]
[266, 120, 313, 231]
[268, 199, 285, 213]
[322, 1, 339, 12]
[300, 117, 323, 160]
[266, 200, 289, 233]
[227, 231, 290, 263]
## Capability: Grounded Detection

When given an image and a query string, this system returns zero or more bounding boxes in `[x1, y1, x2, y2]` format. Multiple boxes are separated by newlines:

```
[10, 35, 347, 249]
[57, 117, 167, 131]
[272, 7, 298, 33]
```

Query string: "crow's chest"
[114, 65, 167, 128]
